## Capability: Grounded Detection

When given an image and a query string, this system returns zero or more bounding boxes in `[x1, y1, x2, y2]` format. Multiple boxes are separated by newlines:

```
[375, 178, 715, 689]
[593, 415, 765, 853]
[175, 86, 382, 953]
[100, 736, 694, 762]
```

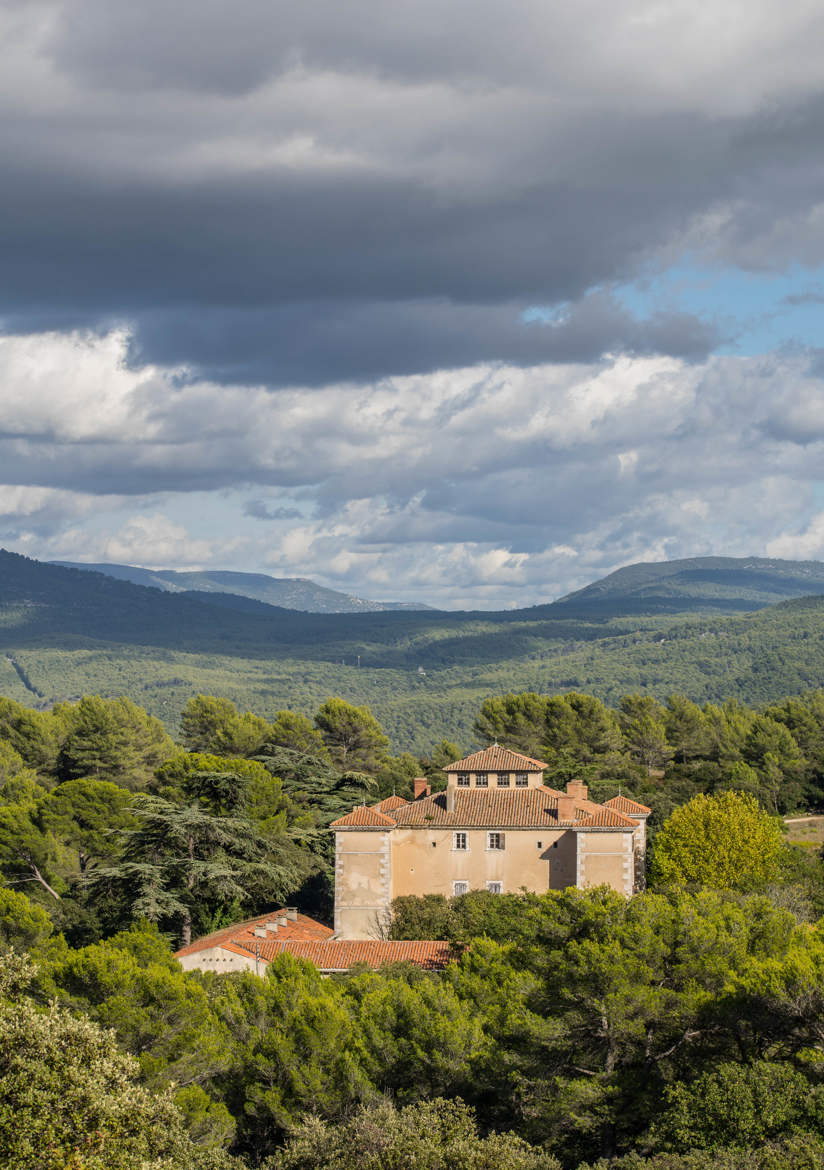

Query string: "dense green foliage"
[650, 792, 785, 890]
[8, 549, 824, 753]
[5, 673, 824, 1166]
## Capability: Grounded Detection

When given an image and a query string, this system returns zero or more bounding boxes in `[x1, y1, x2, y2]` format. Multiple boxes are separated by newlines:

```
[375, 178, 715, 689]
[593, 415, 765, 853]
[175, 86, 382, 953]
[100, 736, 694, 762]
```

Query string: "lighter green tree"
[651, 791, 785, 891]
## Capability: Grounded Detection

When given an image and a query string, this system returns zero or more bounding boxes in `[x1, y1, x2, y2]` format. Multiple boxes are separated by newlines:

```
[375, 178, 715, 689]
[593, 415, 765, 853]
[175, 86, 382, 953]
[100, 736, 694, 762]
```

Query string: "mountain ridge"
[51, 561, 434, 614]
[5, 549, 824, 752]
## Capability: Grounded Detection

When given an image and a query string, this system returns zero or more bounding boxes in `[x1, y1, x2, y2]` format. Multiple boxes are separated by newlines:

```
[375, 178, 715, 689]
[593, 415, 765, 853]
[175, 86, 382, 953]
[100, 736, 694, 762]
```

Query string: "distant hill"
[554, 556, 824, 616]
[4, 549, 824, 752]
[52, 562, 433, 614]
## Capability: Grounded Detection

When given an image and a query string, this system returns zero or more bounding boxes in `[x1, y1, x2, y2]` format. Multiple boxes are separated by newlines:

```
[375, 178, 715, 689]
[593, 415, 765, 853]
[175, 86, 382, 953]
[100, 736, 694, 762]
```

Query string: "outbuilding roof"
[230, 938, 455, 972]
[175, 908, 333, 957]
[442, 745, 548, 773]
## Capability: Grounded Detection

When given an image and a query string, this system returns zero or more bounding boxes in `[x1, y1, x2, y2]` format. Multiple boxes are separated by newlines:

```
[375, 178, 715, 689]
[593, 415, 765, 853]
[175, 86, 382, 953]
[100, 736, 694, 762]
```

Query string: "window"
[486, 881, 503, 894]
[487, 831, 505, 850]
[456, 773, 470, 787]
[475, 773, 489, 787]
[515, 773, 528, 787]
[453, 881, 469, 896]
[496, 772, 511, 786]
[452, 831, 468, 851]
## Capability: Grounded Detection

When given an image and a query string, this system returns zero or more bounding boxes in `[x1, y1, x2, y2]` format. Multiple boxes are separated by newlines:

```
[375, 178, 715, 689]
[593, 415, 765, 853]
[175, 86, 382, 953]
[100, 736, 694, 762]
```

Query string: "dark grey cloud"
[1, 1, 823, 385]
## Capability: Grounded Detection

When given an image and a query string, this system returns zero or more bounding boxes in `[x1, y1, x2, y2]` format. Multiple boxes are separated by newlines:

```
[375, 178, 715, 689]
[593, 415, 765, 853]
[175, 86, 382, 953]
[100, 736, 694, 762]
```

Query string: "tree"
[97, 788, 303, 946]
[44, 924, 233, 1111]
[234, 953, 374, 1153]
[54, 695, 175, 790]
[179, 694, 270, 757]
[0, 800, 63, 900]
[348, 967, 486, 1101]
[153, 751, 291, 828]
[0, 954, 235, 1170]
[314, 699, 389, 773]
[663, 695, 713, 764]
[652, 1061, 822, 1152]
[375, 752, 422, 799]
[650, 791, 785, 892]
[0, 696, 62, 775]
[0, 888, 53, 953]
[268, 710, 328, 757]
[42, 777, 134, 878]
[474, 693, 549, 757]
[618, 694, 673, 772]
[267, 1097, 560, 1170]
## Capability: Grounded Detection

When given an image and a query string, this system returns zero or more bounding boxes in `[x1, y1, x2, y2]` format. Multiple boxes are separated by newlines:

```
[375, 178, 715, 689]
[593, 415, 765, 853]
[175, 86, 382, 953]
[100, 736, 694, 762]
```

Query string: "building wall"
[334, 828, 392, 939]
[632, 816, 648, 892]
[177, 946, 259, 974]
[388, 826, 574, 898]
[446, 769, 545, 791]
[577, 830, 634, 896]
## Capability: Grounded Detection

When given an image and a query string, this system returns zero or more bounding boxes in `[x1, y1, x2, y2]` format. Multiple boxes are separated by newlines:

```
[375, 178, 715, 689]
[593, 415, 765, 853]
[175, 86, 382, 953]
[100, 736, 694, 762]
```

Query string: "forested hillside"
[558, 555, 824, 614]
[5, 685, 824, 1168]
[4, 551, 824, 751]
[54, 560, 432, 613]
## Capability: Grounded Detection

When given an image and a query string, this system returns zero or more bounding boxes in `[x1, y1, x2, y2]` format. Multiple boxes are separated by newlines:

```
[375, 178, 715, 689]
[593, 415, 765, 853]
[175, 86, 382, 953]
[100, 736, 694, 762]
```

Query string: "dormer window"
[497, 773, 511, 787]
[515, 773, 528, 787]
[475, 774, 489, 787]
[457, 773, 470, 787]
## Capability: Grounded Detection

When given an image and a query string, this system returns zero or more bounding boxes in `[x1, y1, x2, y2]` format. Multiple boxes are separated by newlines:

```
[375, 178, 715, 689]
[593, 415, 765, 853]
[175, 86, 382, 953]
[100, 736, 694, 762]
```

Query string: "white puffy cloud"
[1, 327, 822, 606]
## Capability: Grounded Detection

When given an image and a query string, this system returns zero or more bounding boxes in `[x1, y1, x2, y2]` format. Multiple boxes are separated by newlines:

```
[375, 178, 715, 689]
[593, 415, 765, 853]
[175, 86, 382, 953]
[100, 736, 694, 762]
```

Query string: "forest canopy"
[3, 683, 824, 1167]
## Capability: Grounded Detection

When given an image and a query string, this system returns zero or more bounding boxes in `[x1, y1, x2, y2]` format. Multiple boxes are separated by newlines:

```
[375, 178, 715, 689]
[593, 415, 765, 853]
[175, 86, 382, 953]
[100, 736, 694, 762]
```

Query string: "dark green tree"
[314, 698, 389, 773]
[97, 781, 303, 945]
[54, 695, 174, 790]
[179, 694, 270, 757]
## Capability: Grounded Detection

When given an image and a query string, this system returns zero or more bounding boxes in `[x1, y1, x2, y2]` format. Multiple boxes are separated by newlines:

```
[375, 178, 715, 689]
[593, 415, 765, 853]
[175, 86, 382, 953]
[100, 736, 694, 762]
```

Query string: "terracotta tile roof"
[386, 787, 584, 828]
[329, 805, 397, 828]
[374, 795, 409, 813]
[443, 745, 548, 773]
[232, 938, 455, 971]
[175, 909, 333, 957]
[604, 794, 652, 815]
[572, 808, 639, 829]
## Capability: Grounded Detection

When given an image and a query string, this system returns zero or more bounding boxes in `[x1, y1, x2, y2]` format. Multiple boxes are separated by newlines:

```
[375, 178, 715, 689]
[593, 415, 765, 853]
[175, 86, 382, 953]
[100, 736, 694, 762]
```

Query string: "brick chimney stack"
[566, 780, 588, 801]
[556, 792, 577, 823]
[413, 777, 431, 800]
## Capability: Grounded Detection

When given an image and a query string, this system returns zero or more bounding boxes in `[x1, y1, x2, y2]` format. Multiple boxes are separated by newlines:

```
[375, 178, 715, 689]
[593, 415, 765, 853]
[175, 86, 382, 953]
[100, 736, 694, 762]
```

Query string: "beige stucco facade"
[331, 745, 650, 940]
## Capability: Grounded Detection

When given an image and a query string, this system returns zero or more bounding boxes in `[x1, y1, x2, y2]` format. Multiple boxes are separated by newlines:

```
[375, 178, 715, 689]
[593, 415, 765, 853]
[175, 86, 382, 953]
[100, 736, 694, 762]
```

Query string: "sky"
[3, 1, 824, 609]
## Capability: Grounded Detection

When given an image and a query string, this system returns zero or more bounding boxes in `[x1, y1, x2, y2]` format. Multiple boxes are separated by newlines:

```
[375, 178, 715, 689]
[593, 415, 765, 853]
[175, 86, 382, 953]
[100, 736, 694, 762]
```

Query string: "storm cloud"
[5, 1, 824, 603]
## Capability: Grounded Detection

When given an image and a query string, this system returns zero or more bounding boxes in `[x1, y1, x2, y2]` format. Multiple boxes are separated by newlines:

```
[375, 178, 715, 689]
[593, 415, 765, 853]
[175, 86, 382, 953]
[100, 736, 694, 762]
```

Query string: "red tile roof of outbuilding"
[231, 938, 455, 971]
[175, 909, 333, 957]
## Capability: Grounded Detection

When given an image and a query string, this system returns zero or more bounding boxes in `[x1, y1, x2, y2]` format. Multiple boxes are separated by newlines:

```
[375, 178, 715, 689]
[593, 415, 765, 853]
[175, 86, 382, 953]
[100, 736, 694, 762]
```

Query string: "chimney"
[566, 780, 588, 801]
[265, 921, 280, 933]
[285, 907, 298, 921]
[254, 926, 267, 938]
[556, 793, 577, 823]
[276, 915, 288, 927]
[413, 777, 431, 800]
